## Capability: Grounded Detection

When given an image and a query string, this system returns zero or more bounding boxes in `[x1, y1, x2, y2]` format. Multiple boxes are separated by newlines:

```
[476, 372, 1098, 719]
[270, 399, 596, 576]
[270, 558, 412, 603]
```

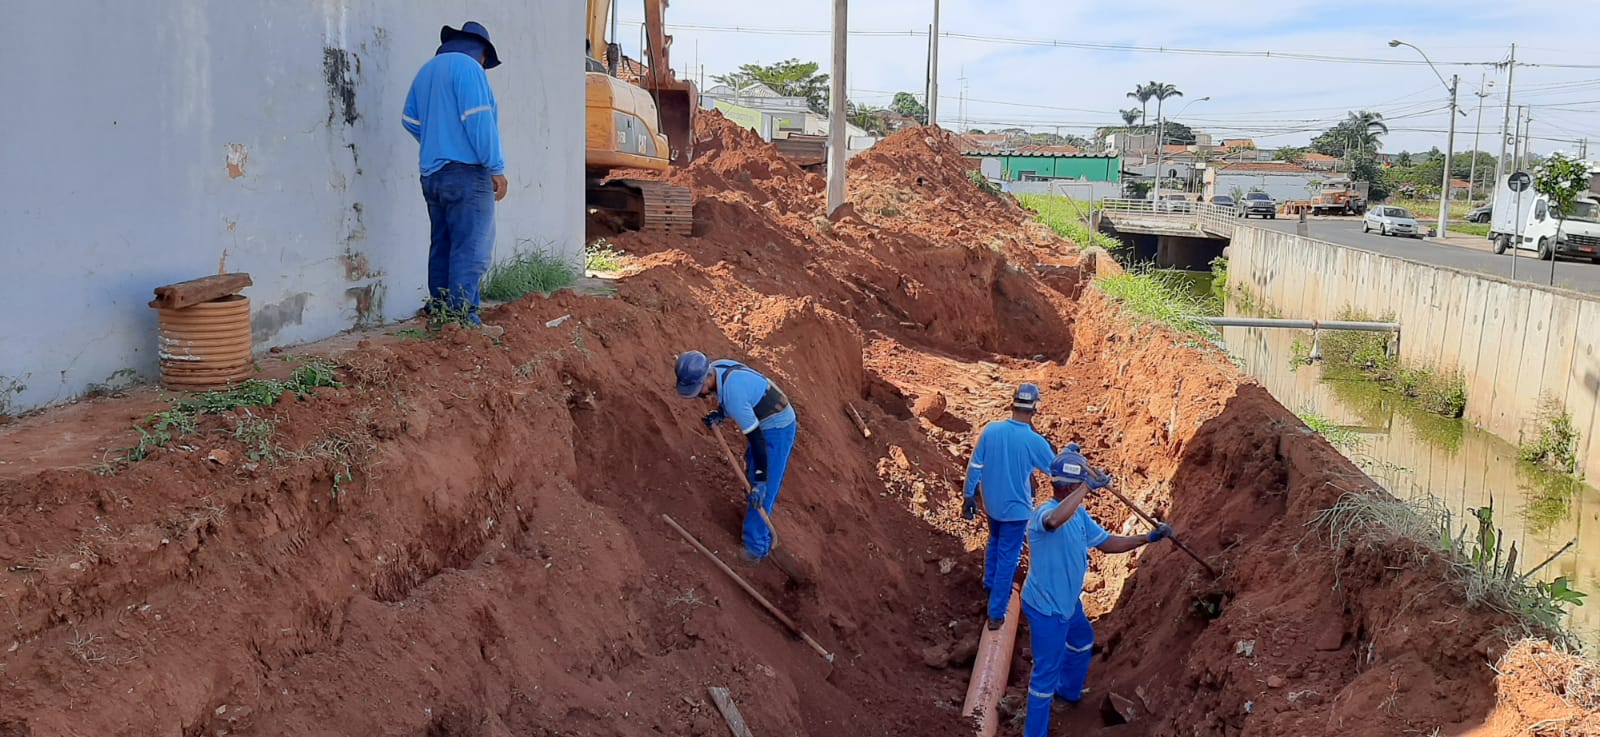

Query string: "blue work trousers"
[983, 517, 1028, 621]
[1022, 599, 1095, 737]
[742, 422, 797, 558]
[422, 162, 496, 322]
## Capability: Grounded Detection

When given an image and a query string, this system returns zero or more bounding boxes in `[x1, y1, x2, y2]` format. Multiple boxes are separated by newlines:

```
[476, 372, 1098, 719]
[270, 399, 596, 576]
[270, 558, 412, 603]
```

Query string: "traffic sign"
[1508, 171, 1532, 192]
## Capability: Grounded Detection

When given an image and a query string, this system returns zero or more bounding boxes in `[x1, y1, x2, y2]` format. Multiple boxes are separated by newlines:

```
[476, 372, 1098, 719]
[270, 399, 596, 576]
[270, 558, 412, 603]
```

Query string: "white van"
[1488, 175, 1600, 262]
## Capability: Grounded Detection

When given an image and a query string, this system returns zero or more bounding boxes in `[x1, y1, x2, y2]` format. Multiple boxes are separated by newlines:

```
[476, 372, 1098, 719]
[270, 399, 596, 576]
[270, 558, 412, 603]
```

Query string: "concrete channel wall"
[1229, 226, 1600, 480]
[0, 1, 583, 413]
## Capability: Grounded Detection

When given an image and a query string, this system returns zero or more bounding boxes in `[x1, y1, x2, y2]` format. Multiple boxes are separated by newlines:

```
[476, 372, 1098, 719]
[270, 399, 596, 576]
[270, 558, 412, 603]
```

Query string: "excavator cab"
[584, 0, 697, 236]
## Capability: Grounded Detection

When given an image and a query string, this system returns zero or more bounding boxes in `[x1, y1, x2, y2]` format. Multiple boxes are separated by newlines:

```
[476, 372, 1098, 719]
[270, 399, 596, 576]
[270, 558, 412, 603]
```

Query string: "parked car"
[1210, 195, 1236, 210]
[1363, 206, 1423, 238]
[1155, 193, 1194, 213]
[1466, 203, 1492, 223]
[1236, 192, 1277, 219]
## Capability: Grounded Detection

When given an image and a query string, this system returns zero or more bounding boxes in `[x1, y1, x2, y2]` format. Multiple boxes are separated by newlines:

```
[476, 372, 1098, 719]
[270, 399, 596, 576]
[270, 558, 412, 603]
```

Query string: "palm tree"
[1119, 108, 1142, 127]
[1149, 82, 1184, 144]
[1126, 83, 1155, 126]
[1338, 110, 1389, 168]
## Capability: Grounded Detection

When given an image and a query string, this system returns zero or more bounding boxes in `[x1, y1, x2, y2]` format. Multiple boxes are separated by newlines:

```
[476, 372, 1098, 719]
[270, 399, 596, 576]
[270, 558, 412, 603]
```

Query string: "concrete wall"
[1, 1, 583, 413]
[1005, 179, 1123, 201]
[1229, 226, 1600, 480]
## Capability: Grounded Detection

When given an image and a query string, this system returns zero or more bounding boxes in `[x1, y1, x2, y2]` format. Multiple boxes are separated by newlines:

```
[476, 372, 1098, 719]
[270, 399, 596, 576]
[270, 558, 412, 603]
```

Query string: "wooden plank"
[150, 272, 253, 310]
[707, 687, 757, 737]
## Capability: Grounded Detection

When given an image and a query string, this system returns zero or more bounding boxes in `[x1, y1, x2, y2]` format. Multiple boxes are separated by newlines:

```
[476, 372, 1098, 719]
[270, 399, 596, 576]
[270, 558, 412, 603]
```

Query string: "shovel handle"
[710, 424, 780, 548]
[1100, 484, 1218, 578]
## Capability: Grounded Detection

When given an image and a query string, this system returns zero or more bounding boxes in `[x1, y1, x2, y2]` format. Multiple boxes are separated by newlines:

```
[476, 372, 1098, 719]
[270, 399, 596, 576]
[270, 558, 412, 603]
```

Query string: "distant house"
[875, 111, 922, 133]
[957, 133, 1011, 153]
[701, 83, 819, 140]
[1204, 161, 1323, 203]
[964, 150, 1122, 184]
[1220, 138, 1257, 151]
[1300, 152, 1341, 171]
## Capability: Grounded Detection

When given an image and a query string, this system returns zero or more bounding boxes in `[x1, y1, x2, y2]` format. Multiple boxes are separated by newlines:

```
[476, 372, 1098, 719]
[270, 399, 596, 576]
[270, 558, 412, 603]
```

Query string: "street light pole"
[1390, 40, 1461, 238]
[1153, 96, 1209, 204]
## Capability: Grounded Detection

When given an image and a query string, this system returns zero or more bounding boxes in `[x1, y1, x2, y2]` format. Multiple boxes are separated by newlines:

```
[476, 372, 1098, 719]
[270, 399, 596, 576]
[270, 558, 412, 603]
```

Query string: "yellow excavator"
[585, 0, 698, 236]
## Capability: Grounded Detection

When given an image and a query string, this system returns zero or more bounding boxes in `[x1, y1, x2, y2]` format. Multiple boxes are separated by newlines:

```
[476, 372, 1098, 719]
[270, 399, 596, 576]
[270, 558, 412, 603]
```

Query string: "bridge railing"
[1100, 198, 1239, 238]
[1196, 203, 1236, 237]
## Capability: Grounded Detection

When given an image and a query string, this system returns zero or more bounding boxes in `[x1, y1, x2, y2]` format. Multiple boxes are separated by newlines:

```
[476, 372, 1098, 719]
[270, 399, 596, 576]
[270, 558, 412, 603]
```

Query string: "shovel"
[708, 424, 811, 583]
[1100, 478, 1219, 578]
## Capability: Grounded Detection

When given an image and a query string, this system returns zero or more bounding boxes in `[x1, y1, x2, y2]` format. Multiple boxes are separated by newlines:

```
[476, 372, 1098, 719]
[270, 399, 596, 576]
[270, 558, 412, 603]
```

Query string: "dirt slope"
[0, 115, 1571, 737]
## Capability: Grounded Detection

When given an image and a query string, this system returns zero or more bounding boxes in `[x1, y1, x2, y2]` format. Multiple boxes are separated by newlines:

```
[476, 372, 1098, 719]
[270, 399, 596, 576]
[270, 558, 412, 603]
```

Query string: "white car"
[1363, 206, 1423, 238]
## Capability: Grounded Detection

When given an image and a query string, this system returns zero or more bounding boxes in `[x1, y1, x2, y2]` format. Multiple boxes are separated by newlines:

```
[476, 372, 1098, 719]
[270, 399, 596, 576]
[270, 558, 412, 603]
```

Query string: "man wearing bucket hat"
[962, 383, 1057, 630]
[675, 351, 798, 562]
[1019, 443, 1172, 737]
[403, 21, 508, 333]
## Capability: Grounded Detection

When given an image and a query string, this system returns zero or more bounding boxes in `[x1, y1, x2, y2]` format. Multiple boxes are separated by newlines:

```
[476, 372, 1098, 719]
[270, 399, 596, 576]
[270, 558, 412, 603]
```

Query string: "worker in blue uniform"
[1021, 444, 1174, 737]
[675, 351, 798, 562]
[962, 383, 1056, 630]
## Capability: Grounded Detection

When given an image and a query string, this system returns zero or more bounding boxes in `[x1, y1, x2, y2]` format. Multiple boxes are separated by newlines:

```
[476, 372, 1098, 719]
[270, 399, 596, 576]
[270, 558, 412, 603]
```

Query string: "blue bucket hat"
[675, 351, 711, 398]
[441, 21, 501, 69]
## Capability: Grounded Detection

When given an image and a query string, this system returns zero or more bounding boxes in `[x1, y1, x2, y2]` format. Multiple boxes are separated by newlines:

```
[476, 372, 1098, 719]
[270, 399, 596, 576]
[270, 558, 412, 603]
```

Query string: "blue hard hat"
[442, 21, 501, 69]
[1012, 383, 1041, 411]
[1050, 449, 1090, 486]
[675, 351, 711, 398]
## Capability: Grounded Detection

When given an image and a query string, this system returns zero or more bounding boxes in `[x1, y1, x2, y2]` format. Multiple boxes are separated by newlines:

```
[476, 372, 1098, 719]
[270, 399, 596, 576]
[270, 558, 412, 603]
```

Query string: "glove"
[1146, 523, 1174, 543]
[962, 498, 978, 520]
[702, 408, 727, 429]
[1087, 470, 1112, 490]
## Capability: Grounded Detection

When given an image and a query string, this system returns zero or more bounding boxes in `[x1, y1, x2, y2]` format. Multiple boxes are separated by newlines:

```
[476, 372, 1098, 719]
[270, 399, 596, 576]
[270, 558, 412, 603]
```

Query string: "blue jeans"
[984, 517, 1028, 621]
[1023, 599, 1095, 737]
[742, 422, 798, 558]
[422, 163, 496, 322]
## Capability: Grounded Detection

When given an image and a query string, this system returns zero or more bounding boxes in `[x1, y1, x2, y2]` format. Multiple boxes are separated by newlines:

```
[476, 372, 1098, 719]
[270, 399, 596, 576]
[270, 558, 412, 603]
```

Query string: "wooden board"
[707, 687, 756, 737]
[150, 273, 253, 310]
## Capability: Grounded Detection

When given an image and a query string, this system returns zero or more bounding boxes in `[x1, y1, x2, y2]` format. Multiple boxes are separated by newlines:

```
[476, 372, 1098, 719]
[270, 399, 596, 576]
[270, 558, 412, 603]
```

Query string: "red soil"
[0, 114, 1573, 736]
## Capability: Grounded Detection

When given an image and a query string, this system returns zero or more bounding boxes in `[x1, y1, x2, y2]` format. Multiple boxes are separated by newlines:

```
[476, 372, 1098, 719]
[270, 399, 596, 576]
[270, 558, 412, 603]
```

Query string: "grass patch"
[1446, 222, 1490, 238]
[1297, 408, 1365, 452]
[481, 247, 577, 302]
[1318, 308, 1466, 418]
[1094, 266, 1220, 340]
[1018, 194, 1123, 251]
[585, 239, 627, 273]
[967, 170, 1002, 198]
[1312, 491, 1586, 642]
[125, 357, 341, 462]
[1520, 395, 1581, 474]
[1389, 198, 1474, 222]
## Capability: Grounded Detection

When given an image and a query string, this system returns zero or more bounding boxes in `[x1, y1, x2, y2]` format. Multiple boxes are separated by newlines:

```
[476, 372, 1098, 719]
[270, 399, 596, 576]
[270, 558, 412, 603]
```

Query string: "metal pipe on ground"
[961, 587, 1021, 737]
[1203, 317, 1399, 332]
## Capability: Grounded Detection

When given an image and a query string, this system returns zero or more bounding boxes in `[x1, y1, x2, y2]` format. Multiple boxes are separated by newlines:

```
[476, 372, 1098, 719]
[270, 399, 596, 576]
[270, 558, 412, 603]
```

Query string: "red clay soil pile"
[0, 116, 1580, 737]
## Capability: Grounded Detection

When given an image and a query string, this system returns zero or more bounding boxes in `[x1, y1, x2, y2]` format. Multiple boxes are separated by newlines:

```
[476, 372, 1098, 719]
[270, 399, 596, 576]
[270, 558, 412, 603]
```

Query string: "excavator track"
[632, 180, 694, 237]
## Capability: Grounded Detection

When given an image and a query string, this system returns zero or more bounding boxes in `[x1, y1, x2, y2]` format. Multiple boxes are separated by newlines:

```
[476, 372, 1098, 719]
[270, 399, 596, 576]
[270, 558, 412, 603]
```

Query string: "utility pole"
[1469, 75, 1489, 200]
[827, 0, 848, 215]
[1512, 106, 1525, 174]
[958, 68, 968, 133]
[1438, 74, 1459, 238]
[928, 0, 939, 128]
[1522, 111, 1533, 171]
[1493, 43, 1516, 203]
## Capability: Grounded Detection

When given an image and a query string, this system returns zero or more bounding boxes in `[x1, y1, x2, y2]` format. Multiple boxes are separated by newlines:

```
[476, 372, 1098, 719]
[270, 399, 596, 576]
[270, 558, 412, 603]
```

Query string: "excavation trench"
[0, 119, 1562, 736]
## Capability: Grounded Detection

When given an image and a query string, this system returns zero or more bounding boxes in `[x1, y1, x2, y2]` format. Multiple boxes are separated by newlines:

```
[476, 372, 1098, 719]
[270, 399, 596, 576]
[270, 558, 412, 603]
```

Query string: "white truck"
[1488, 174, 1600, 263]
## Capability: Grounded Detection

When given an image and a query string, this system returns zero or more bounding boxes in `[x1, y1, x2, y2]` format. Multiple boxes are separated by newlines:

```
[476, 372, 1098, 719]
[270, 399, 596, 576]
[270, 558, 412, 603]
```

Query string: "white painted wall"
[0, 1, 583, 413]
[1209, 172, 1323, 203]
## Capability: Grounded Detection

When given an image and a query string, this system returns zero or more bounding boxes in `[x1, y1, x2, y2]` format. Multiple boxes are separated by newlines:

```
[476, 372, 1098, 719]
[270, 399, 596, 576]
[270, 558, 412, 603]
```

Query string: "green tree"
[847, 101, 888, 135]
[1274, 146, 1308, 164]
[1350, 152, 1390, 201]
[1396, 151, 1413, 167]
[1126, 83, 1156, 126]
[1149, 82, 1184, 135]
[1120, 108, 1142, 126]
[891, 92, 929, 125]
[712, 59, 831, 114]
[1534, 152, 1595, 249]
[1311, 110, 1389, 158]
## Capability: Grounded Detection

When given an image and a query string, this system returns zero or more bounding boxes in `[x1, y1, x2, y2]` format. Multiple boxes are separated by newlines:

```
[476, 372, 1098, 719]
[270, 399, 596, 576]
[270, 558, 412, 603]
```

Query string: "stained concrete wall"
[1229, 226, 1600, 480]
[0, 1, 582, 413]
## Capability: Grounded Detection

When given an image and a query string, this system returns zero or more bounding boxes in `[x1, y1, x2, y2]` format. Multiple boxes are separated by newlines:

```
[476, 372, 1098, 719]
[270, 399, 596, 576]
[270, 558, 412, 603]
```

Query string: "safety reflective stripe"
[403, 115, 422, 126]
[969, 462, 984, 469]
[1029, 688, 1055, 699]
[741, 421, 759, 434]
[460, 105, 492, 121]
[1066, 641, 1093, 653]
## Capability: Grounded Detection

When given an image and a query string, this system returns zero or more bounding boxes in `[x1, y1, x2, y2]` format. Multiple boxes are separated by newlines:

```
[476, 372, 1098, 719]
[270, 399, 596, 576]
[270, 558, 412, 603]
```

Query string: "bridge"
[1098, 199, 1240, 269]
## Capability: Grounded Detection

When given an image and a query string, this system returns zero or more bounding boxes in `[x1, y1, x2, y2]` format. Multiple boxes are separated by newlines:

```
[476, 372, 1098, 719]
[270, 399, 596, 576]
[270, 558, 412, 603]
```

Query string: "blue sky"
[615, 0, 1600, 155]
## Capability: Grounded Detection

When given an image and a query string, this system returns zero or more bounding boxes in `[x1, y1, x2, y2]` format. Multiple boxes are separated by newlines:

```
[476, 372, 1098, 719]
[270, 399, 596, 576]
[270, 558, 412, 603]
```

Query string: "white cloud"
[619, 0, 1599, 154]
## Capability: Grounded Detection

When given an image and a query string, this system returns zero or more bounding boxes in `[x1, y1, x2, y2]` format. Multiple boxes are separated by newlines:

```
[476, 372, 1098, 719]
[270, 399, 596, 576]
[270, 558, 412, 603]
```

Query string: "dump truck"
[1309, 178, 1368, 215]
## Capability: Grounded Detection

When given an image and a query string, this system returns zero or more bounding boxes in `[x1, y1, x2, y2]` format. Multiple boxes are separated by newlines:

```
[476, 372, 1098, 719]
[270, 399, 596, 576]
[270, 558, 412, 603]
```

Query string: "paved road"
[1252, 218, 1600, 296]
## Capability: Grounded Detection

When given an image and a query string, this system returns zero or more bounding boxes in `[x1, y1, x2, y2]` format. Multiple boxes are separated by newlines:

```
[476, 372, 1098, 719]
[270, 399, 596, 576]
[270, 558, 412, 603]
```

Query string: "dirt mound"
[0, 114, 1583, 737]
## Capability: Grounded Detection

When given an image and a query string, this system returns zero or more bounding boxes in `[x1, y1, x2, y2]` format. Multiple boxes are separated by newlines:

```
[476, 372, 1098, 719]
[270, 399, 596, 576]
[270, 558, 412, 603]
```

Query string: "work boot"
[986, 617, 1005, 631]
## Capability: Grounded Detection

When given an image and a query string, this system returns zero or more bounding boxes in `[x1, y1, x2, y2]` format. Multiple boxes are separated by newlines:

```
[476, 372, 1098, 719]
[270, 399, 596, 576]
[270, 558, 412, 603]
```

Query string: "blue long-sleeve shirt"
[963, 419, 1055, 522]
[402, 51, 505, 176]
